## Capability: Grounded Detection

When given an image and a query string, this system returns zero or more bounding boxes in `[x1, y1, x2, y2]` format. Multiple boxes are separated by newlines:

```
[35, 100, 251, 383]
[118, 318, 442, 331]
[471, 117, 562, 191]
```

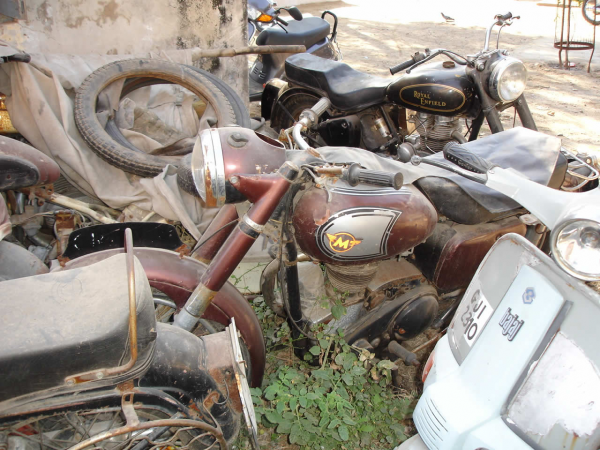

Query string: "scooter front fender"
[60, 247, 266, 387]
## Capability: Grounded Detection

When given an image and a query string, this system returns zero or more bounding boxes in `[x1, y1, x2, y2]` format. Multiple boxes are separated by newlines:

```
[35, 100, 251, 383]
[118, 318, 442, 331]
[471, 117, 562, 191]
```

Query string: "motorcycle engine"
[410, 112, 464, 154]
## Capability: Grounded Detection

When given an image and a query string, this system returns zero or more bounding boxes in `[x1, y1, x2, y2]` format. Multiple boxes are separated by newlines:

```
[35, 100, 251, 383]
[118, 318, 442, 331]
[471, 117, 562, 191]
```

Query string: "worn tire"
[75, 59, 239, 178]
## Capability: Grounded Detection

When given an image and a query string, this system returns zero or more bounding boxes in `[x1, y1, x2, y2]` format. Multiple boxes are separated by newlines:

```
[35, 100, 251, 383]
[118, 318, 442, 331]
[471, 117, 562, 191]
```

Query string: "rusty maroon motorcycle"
[173, 100, 577, 362]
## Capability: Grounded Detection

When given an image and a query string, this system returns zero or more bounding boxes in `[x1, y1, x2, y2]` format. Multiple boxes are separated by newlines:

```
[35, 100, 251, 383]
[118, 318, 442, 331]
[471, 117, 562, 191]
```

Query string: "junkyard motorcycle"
[397, 138, 600, 449]
[261, 13, 536, 159]
[172, 97, 597, 362]
[247, 0, 341, 101]
[0, 138, 267, 395]
[0, 226, 259, 449]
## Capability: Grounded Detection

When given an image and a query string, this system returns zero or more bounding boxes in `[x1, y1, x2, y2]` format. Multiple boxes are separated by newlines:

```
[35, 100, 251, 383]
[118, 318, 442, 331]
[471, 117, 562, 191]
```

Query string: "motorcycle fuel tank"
[386, 61, 478, 117]
[292, 183, 437, 265]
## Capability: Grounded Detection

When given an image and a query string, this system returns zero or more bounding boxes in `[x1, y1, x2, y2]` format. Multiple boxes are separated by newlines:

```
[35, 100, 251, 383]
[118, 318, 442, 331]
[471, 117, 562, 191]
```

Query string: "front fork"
[174, 163, 300, 331]
[469, 73, 537, 141]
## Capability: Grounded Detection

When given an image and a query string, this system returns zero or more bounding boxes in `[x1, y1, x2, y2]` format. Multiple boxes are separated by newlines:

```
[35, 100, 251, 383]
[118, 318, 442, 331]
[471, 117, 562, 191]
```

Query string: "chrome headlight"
[488, 57, 528, 103]
[550, 218, 600, 281]
[191, 128, 226, 208]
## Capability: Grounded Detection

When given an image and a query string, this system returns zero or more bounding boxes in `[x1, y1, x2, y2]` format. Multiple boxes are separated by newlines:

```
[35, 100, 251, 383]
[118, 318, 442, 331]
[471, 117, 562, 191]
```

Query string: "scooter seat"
[285, 53, 390, 111]
[0, 254, 156, 403]
[256, 17, 331, 49]
[414, 127, 568, 225]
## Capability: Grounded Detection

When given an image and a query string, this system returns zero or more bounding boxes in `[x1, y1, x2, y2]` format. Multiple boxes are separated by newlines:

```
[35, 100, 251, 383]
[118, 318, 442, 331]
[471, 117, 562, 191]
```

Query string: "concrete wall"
[0, 0, 248, 95]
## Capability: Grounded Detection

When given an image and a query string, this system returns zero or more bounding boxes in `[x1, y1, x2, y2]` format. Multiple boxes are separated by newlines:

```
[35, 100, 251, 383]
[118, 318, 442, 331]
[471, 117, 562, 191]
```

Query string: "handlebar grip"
[276, 16, 289, 26]
[498, 12, 512, 20]
[390, 58, 414, 75]
[346, 164, 404, 189]
[6, 53, 31, 63]
[443, 142, 495, 174]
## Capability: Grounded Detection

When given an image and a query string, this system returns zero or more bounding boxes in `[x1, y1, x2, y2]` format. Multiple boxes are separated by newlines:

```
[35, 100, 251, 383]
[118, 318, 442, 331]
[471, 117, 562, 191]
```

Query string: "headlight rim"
[488, 57, 528, 103]
[550, 217, 600, 282]
[191, 128, 226, 208]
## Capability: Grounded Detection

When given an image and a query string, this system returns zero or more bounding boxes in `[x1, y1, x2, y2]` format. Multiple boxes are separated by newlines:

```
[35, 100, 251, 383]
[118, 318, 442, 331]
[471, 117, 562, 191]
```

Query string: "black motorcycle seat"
[256, 17, 331, 49]
[0, 254, 156, 403]
[285, 53, 391, 111]
[414, 127, 567, 225]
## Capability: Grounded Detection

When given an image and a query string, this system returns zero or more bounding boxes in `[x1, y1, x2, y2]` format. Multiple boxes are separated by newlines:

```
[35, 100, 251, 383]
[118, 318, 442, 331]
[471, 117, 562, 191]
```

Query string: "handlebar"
[344, 163, 404, 189]
[443, 143, 496, 174]
[497, 12, 512, 21]
[1, 53, 31, 64]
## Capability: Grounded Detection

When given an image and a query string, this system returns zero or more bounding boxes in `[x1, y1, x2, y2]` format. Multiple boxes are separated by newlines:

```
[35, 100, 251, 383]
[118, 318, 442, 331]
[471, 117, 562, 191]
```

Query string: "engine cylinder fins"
[414, 113, 463, 153]
[325, 261, 380, 294]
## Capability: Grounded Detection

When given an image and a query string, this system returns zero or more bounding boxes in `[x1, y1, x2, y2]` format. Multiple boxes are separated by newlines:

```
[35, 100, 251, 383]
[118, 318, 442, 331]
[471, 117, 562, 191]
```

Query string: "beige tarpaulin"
[0, 50, 218, 240]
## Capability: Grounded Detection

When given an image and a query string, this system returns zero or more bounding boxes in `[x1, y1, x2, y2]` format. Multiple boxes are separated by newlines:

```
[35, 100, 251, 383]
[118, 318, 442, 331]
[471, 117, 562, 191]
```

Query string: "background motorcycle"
[0, 228, 259, 450]
[171, 110, 592, 364]
[397, 140, 600, 450]
[247, 0, 341, 101]
[261, 13, 536, 160]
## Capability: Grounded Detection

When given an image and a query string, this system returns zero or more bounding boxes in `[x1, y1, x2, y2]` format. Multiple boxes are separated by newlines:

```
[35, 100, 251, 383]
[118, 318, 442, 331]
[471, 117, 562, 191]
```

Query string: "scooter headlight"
[488, 57, 528, 103]
[191, 129, 226, 208]
[550, 218, 600, 281]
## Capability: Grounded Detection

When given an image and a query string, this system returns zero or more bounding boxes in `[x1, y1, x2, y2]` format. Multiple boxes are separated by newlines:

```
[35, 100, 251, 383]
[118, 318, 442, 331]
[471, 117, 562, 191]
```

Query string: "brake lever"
[410, 155, 488, 184]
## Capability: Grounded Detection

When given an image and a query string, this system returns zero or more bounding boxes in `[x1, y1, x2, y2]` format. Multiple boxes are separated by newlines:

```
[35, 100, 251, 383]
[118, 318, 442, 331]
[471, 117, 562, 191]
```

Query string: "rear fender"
[266, 85, 323, 130]
[59, 247, 266, 387]
[261, 78, 288, 121]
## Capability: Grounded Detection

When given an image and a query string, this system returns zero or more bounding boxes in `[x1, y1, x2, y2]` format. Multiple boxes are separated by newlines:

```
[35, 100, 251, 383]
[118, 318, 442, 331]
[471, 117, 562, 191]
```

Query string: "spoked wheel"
[270, 92, 320, 131]
[582, 0, 600, 26]
[4, 403, 226, 450]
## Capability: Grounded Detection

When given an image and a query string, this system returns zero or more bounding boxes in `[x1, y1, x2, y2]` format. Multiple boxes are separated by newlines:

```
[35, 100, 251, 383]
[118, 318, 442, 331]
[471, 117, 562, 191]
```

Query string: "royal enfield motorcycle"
[171, 97, 597, 363]
[396, 137, 600, 450]
[0, 226, 259, 450]
[247, 0, 341, 101]
[261, 12, 536, 160]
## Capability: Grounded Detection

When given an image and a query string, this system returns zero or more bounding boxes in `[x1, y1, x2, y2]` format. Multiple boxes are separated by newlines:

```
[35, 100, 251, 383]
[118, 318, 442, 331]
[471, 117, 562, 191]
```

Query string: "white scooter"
[396, 144, 600, 449]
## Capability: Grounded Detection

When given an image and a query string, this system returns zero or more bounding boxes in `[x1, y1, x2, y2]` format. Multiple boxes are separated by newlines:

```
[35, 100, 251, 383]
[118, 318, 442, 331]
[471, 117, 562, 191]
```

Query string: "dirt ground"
[265, 0, 600, 155]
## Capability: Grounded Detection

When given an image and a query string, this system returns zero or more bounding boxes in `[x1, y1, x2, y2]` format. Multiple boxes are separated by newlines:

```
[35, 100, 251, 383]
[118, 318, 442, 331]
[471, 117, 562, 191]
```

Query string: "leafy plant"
[251, 324, 415, 449]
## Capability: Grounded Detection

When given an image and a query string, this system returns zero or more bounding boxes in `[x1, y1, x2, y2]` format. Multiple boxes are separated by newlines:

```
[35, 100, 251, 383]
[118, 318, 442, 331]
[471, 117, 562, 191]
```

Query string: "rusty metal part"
[174, 283, 218, 330]
[192, 204, 239, 263]
[175, 243, 191, 257]
[65, 228, 138, 384]
[190, 44, 306, 61]
[315, 166, 344, 176]
[55, 211, 75, 256]
[411, 328, 446, 354]
[61, 247, 266, 387]
[0, 94, 17, 134]
[326, 261, 380, 293]
[66, 417, 227, 450]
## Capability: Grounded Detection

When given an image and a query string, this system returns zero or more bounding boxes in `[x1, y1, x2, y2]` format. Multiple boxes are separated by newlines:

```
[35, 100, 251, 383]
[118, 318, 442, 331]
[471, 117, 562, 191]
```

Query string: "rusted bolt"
[396, 328, 406, 335]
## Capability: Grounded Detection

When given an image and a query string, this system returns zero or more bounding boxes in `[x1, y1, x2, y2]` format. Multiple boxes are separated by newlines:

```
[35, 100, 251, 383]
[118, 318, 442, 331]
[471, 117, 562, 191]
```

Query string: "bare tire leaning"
[75, 59, 239, 178]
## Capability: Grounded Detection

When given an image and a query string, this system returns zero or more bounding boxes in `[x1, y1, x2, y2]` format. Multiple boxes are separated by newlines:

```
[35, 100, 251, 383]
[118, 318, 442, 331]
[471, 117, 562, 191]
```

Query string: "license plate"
[458, 288, 494, 347]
